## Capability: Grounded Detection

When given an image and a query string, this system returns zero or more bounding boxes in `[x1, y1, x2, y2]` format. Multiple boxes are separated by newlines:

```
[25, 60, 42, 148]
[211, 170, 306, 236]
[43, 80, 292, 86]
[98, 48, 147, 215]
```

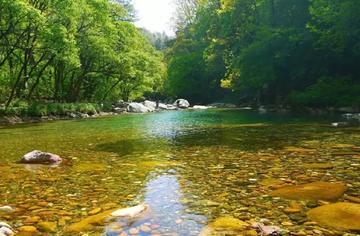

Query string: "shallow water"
[0, 110, 359, 235]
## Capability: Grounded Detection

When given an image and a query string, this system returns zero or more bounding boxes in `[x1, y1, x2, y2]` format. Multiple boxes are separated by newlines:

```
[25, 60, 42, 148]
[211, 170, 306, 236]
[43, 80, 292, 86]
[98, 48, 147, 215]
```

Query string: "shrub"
[290, 76, 360, 108]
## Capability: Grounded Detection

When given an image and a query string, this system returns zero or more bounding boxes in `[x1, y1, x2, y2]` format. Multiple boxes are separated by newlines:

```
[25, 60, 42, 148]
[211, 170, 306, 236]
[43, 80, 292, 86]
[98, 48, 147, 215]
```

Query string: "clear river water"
[0, 109, 359, 235]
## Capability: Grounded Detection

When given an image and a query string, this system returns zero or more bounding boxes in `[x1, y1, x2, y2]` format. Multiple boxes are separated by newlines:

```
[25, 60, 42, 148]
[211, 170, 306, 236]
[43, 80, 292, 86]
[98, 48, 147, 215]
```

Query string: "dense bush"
[1, 102, 101, 117]
[291, 77, 360, 108]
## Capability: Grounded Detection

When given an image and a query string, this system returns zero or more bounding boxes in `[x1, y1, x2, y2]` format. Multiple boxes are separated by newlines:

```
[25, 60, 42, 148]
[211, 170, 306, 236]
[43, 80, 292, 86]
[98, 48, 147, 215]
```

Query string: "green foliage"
[0, 0, 166, 108]
[167, 0, 360, 107]
[291, 77, 360, 108]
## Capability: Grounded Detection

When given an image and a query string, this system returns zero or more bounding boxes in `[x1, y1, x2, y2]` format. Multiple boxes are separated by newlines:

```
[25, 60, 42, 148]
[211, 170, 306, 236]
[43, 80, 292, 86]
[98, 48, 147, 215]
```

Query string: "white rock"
[20, 150, 62, 164]
[166, 104, 178, 110]
[111, 204, 148, 218]
[192, 105, 209, 110]
[174, 99, 190, 109]
[0, 226, 13, 236]
[143, 100, 157, 112]
[0, 206, 13, 213]
[127, 103, 151, 113]
[158, 103, 168, 110]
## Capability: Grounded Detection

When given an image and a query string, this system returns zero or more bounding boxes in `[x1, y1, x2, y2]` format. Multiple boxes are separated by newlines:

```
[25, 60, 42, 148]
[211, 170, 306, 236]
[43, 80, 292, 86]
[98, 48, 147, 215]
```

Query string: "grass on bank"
[0, 101, 101, 117]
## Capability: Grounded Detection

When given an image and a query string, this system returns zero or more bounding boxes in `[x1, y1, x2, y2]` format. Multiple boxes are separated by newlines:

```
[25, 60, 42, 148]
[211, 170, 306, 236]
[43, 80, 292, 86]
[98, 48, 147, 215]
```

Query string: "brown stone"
[270, 182, 347, 201]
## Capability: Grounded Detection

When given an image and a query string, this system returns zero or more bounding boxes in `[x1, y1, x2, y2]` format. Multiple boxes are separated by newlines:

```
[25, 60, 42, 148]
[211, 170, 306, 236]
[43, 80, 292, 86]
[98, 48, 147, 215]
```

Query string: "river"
[0, 109, 359, 235]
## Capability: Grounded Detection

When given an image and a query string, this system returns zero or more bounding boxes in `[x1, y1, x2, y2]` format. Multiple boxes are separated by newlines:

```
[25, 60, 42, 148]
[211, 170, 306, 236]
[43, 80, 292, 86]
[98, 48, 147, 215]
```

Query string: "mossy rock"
[65, 210, 114, 233]
[199, 216, 249, 235]
[307, 202, 360, 230]
[270, 182, 346, 201]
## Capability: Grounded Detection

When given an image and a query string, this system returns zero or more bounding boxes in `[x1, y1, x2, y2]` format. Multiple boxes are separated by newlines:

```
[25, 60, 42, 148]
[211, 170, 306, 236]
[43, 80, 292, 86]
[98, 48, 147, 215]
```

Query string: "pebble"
[129, 228, 139, 234]
[18, 226, 38, 233]
[38, 221, 57, 232]
[0, 206, 13, 213]
[88, 207, 102, 215]
[140, 225, 151, 232]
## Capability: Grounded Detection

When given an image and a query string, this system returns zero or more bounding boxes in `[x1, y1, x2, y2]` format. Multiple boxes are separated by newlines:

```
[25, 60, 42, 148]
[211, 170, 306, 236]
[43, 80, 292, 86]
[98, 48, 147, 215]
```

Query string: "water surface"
[0, 110, 359, 235]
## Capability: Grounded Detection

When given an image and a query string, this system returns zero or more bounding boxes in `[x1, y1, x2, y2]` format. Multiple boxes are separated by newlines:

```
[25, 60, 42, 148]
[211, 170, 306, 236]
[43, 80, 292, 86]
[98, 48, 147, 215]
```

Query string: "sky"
[133, 0, 175, 36]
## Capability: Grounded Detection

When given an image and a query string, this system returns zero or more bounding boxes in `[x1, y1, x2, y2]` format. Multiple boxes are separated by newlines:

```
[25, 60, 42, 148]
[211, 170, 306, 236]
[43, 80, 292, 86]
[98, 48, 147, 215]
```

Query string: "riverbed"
[0, 109, 359, 235]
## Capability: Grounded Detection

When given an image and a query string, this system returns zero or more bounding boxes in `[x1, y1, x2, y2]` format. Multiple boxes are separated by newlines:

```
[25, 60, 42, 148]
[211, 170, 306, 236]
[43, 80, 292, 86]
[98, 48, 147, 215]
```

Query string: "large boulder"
[20, 150, 62, 164]
[307, 203, 360, 230]
[127, 103, 151, 113]
[174, 99, 190, 109]
[158, 103, 168, 110]
[270, 181, 346, 201]
[143, 100, 156, 112]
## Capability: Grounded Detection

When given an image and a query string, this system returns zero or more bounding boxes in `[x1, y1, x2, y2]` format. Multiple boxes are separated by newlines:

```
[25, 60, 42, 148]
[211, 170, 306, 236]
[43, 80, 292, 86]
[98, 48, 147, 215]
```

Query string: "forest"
[1, 0, 360, 116]
[0, 0, 166, 115]
[167, 0, 360, 107]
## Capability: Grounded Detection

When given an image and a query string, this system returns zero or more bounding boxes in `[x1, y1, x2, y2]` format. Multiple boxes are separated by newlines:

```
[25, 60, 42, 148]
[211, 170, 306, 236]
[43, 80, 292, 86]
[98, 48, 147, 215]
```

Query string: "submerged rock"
[20, 150, 62, 164]
[252, 222, 281, 236]
[307, 202, 360, 230]
[270, 182, 347, 201]
[199, 216, 249, 235]
[111, 203, 148, 218]
[66, 204, 149, 233]
[65, 209, 115, 232]
[37, 221, 57, 232]
[174, 99, 190, 108]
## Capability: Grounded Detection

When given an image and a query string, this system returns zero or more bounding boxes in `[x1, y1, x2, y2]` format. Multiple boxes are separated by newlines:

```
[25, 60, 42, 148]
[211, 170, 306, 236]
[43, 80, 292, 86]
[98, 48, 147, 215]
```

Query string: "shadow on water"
[95, 124, 333, 156]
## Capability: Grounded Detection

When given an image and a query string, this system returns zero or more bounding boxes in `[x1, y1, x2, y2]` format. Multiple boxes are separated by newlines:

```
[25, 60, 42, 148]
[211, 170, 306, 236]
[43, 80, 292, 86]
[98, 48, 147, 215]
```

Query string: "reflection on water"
[0, 110, 359, 235]
[106, 174, 206, 236]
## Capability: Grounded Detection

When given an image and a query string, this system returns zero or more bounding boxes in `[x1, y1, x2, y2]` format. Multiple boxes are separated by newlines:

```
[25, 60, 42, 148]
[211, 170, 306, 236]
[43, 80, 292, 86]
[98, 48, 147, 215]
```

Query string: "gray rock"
[143, 100, 156, 112]
[127, 103, 151, 113]
[174, 99, 190, 108]
[158, 103, 168, 110]
[166, 104, 178, 110]
[113, 107, 126, 114]
[20, 150, 62, 164]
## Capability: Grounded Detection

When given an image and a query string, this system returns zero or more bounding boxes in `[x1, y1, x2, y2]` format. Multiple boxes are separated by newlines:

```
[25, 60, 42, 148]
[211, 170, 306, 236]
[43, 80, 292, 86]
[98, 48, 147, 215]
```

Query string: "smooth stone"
[65, 210, 114, 232]
[173, 99, 190, 108]
[24, 216, 40, 224]
[20, 150, 62, 164]
[127, 103, 151, 113]
[18, 226, 38, 232]
[307, 202, 360, 230]
[0, 226, 13, 236]
[111, 204, 148, 218]
[140, 225, 151, 232]
[199, 216, 249, 235]
[270, 182, 347, 201]
[37, 221, 57, 232]
[88, 207, 102, 215]
[129, 228, 139, 234]
[0, 206, 13, 213]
